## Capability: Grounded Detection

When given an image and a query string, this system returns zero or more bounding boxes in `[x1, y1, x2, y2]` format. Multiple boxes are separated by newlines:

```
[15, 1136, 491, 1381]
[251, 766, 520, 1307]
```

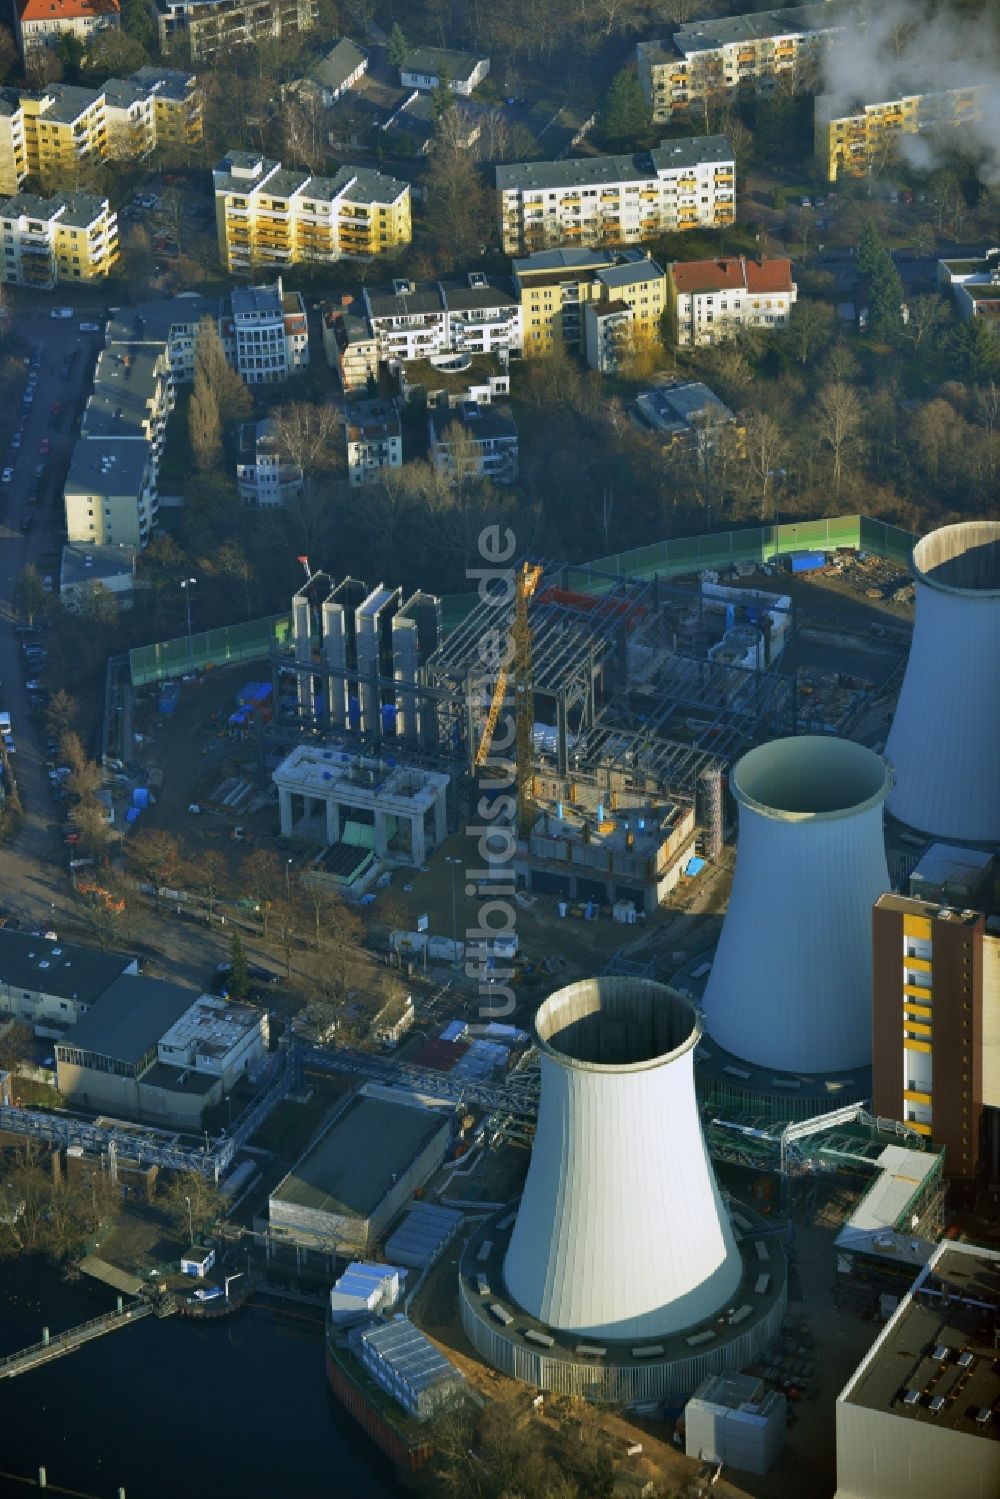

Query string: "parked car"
[39, 438, 50, 456]
[50, 307, 74, 319]
[79, 322, 100, 333]
[3, 734, 15, 755]
[2, 467, 12, 484]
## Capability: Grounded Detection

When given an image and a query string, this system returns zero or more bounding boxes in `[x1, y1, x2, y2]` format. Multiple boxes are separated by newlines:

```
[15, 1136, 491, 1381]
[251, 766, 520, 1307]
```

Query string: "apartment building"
[938, 248, 1000, 335]
[83, 341, 173, 458]
[398, 46, 489, 96]
[322, 300, 379, 394]
[398, 354, 509, 411]
[362, 273, 521, 364]
[638, 1, 856, 124]
[156, 0, 315, 60]
[0, 189, 118, 286]
[496, 135, 734, 257]
[106, 279, 308, 385]
[213, 151, 411, 274]
[236, 418, 303, 506]
[429, 401, 518, 484]
[14, 0, 119, 58]
[0, 71, 202, 196]
[64, 436, 158, 549]
[873, 880, 1000, 1184]
[345, 399, 402, 486]
[512, 247, 666, 358]
[129, 66, 203, 150]
[669, 255, 796, 348]
[231, 281, 308, 382]
[817, 86, 983, 182]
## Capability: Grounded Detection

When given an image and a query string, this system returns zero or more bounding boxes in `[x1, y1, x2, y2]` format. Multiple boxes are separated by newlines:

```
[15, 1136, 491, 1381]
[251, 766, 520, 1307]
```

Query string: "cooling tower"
[702, 736, 891, 1074]
[503, 978, 741, 1341]
[885, 521, 1000, 842]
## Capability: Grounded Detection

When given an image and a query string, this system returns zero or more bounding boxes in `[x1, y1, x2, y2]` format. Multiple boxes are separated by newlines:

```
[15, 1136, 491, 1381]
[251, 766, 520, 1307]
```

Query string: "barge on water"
[324, 1311, 467, 1472]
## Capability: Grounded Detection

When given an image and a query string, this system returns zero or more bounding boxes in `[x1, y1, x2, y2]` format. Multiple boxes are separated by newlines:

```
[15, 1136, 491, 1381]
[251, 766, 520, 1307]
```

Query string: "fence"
[129, 613, 293, 688]
[131, 515, 920, 684]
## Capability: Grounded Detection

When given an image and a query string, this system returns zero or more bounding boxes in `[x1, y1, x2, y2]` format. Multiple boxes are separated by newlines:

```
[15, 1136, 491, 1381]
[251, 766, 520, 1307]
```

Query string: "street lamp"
[285, 857, 293, 901]
[180, 577, 196, 668]
[183, 1193, 193, 1245]
[224, 1271, 243, 1302]
[445, 856, 461, 949]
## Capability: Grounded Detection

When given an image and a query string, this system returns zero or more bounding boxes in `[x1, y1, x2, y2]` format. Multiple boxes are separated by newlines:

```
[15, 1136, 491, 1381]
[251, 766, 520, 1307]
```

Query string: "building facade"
[214, 151, 411, 274]
[669, 255, 797, 347]
[497, 135, 734, 257]
[938, 249, 1000, 335]
[363, 274, 521, 363]
[14, 0, 119, 57]
[156, 0, 315, 60]
[428, 401, 518, 484]
[398, 46, 489, 95]
[344, 399, 402, 486]
[64, 438, 157, 548]
[0, 72, 201, 197]
[323, 301, 379, 394]
[296, 37, 367, 106]
[0, 189, 118, 286]
[872, 892, 999, 1182]
[638, 2, 854, 124]
[816, 86, 982, 182]
[236, 418, 303, 506]
[512, 247, 660, 356]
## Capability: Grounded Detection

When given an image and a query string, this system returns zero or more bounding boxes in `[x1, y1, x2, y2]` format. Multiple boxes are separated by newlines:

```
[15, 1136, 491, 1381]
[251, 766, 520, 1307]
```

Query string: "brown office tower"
[873, 894, 989, 1181]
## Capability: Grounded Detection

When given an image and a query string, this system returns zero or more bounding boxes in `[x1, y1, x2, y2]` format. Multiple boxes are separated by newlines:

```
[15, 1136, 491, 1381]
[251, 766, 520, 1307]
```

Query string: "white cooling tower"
[885, 521, 1000, 842]
[503, 978, 741, 1341]
[702, 736, 891, 1074]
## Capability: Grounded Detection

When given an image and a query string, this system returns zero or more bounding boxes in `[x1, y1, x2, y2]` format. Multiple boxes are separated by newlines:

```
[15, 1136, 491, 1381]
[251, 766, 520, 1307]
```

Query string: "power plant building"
[835, 1241, 1000, 1499]
[885, 522, 1000, 843]
[460, 979, 786, 1399]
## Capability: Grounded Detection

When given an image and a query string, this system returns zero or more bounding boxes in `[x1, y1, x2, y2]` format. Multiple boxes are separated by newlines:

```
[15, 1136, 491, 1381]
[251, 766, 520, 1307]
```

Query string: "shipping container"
[788, 551, 827, 574]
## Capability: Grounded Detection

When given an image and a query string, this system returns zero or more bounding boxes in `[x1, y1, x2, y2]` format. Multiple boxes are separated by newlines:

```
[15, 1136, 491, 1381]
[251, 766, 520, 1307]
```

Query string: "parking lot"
[118, 170, 217, 287]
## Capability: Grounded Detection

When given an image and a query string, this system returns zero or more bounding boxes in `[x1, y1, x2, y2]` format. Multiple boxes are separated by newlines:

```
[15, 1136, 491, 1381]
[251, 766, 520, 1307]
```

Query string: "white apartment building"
[345, 400, 402, 486]
[236, 418, 303, 506]
[231, 281, 309, 382]
[14, 0, 120, 57]
[429, 402, 518, 485]
[669, 255, 797, 348]
[362, 273, 522, 364]
[496, 135, 734, 257]
[107, 279, 309, 385]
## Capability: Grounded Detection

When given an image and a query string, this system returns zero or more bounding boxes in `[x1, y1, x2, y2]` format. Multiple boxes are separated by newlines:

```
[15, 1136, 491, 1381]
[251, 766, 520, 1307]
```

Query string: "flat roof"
[911, 842, 993, 890]
[359, 1315, 464, 1397]
[271, 1093, 448, 1222]
[65, 435, 151, 497]
[841, 1243, 1000, 1438]
[0, 930, 132, 1005]
[597, 259, 665, 289]
[848, 1145, 941, 1234]
[497, 135, 730, 192]
[58, 975, 201, 1064]
[61, 542, 136, 588]
[83, 346, 165, 440]
[365, 281, 443, 319]
[876, 892, 982, 925]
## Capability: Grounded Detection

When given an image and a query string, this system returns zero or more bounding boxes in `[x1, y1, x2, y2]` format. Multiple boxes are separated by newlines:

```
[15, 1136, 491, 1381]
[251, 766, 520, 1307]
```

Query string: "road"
[0, 314, 104, 930]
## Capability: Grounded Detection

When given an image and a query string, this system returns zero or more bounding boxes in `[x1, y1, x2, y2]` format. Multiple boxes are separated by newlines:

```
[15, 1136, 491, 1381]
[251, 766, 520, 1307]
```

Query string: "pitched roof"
[745, 257, 793, 293]
[19, 0, 119, 22]
[670, 255, 793, 295]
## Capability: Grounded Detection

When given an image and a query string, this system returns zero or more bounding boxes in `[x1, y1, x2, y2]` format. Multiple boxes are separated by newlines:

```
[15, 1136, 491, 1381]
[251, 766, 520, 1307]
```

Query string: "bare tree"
[271, 402, 343, 480]
[816, 380, 863, 495]
[741, 408, 786, 515]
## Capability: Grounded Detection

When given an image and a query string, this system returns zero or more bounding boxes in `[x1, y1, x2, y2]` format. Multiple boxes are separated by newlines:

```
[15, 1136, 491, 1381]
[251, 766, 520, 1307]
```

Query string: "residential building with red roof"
[13, 0, 120, 59]
[668, 254, 797, 347]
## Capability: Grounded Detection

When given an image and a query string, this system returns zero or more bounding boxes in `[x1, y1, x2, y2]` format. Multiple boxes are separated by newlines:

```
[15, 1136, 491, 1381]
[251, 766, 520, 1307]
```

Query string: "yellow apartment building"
[638, 1, 855, 124]
[0, 189, 119, 285]
[512, 247, 667, 358]
[213, 151, 411, 274]
[815, 85, 982, 181]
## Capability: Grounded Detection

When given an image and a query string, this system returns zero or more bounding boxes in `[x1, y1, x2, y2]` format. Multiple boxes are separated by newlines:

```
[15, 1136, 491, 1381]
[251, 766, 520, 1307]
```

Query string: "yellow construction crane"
[475, 562, 542, 836]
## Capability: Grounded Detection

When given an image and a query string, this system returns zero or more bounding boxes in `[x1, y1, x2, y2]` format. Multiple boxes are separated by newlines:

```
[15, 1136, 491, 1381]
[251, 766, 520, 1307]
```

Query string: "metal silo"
[885, 521, 1000, 842]
[701, 736, 891, 1074]
[503, 978, 741, 1340]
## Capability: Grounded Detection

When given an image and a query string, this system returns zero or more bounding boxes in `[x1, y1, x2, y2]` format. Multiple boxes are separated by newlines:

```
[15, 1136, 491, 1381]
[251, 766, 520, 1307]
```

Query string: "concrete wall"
[835, 1399, 1000, 1499]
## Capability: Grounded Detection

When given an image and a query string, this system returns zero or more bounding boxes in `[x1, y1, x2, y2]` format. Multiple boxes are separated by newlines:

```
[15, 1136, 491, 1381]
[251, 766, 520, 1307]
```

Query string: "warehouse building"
[55, 978, 266, 1126]
[268, 1086, 452, 1263]
[0, 931, 138, 1036]
[835, 1242, 1000, 1499]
